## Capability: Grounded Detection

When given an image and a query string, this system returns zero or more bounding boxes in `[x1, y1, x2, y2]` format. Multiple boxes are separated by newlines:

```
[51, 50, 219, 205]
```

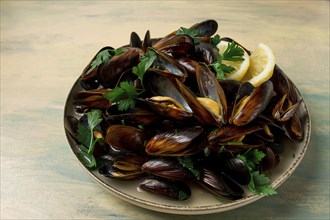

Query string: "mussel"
[141, 158, 194, 180]
[230, 81, 275, 126]
[98, 47, 143, 88]
[145, 126, 207, 156]
[99, 155, 149, 180]
[196, 63, 228, 124]
[142, 69, 193, 120]
[105, 125, 147, 153]
[140, 177, 191, 200]
[80, 46, 115, 90]
[74, 88, 112, 111]
[197, 168, 244, 199]
[188, 19, 218, 37]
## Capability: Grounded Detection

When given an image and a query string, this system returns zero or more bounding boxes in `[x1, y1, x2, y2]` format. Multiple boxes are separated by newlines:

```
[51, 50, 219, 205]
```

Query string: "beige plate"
[64, 74, 311, 215]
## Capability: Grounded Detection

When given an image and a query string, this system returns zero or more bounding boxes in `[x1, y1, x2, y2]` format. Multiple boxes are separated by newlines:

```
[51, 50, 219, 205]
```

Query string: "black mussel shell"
[140, 177, 191, 201]
[141, 158, 194, 180]
[221, 157, 250, 185]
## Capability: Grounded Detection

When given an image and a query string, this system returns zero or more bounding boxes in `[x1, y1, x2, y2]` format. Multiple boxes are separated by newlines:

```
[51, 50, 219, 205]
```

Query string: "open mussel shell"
[194, 42, 219, 64]
[80, 46, 115, 90]
[153, 34, 194, 56]
[218, 79, 242, 107]
[208, 123, 263, 144]
[176, 79, 221, 126]
[73, 88, 112, 111]
[105, 125, 147, 153]
[143, 69, 193, 114]
[99, 154, 149, 180]
[145, 126, 207, 156]
[141, 158, 194, 180]
[230, 81, 275, 126]
[98, 47, 143, 88]
[99, 162, 143, 180]
[130, 31, 142, 48]
[258, 146, 280, 171]
[140, 177, 191, 201]
[141, 96, 193, 121]
[153, 49, 188, 81]
[196, 63, 227, 124]
[282, 113, 303, 141]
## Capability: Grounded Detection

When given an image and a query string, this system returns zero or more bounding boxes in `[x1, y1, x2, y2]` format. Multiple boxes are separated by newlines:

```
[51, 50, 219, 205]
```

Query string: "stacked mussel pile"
[65, 20, 304, 201]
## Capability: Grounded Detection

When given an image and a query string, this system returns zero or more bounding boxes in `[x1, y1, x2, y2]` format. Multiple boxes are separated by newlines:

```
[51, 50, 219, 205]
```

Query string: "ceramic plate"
[64, 71, 311, 215]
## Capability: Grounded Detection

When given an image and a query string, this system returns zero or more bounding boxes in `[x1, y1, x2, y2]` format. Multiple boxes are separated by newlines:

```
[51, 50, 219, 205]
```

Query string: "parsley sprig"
[209, 41, 245, 80]
[176, 27, 200, 44]
[132, 49, 157, 81]
[87, 48, 124, 74]
[104, 50, 157, 111]
[237, 149, 277, 196]
[103, 81, 143, 111]
[178, 156, 200, 180]
[76, 109, 104, 169]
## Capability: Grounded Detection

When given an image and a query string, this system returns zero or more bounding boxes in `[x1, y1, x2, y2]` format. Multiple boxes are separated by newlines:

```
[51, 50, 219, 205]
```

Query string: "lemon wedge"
[243, 43, 275, 87]
[217, 41, 250, 81]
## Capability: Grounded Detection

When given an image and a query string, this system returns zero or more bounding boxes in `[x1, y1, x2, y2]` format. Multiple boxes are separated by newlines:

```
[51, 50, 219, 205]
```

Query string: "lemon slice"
[243, 43, 275, 87]
[217, 41, 250, 81]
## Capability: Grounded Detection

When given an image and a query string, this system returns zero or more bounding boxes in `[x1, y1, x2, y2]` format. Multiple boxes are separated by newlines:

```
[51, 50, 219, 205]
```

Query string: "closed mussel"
[145, 126, 207, 156]
[140, 177, 191, 201]
[197, 167, 244, 200]
[105, 125, 147, 153]
[141, 158, 194, 180]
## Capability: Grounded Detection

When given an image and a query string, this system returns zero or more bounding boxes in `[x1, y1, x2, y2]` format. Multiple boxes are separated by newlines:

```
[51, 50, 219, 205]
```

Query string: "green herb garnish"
[249, 171, 277, 196]
[209, 41, 244, 80]
[237, 149, 277, 196]
[76, 109, 103, 169]
[103, 81, 142, 111]
[178, 190, 189, 201]
[176, 27, 200, 44]
[210, 34, 221, 46]
[132, 49, 157, 81]
[222, 41, 245, 62]
[87, 48, 124, 74]
[178, 157, 200, 180]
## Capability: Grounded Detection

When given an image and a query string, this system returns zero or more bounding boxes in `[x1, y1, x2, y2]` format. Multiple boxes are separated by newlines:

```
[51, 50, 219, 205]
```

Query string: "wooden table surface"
[1, 1, 329, 219]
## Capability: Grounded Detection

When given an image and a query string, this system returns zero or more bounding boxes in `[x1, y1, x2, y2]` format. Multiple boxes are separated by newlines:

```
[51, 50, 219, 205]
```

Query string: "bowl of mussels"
[64, 19, 311, 214]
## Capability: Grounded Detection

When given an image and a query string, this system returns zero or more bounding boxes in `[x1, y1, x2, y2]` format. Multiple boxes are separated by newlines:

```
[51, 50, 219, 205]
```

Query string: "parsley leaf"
[132, 49, 157, 81]
[237, 149, 276, 196]
[87, 48, 124, 74]
[87, 108, 103, 132]
[178, 157, 200, 180]
[245, 149, 265, 168]
[77, 123, 91, 148]
[103, 81, 141, 111]
[178, 190, 189, 201]
[210, 34, 221, 46]
[222, 42, 245, 62]
[176, 27, 200, 44]
[208, 62, 235, 80]
[208, 41, 245, 80]
[249, 171, 277, 196]
[76, 109, 103, 168]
